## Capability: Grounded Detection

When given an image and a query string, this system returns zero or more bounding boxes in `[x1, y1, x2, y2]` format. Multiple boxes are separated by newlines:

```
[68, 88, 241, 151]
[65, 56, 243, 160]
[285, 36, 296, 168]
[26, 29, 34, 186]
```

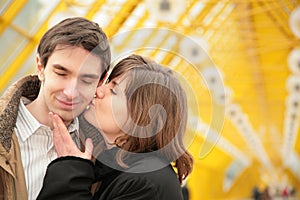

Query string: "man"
[0, 17, 111, 200]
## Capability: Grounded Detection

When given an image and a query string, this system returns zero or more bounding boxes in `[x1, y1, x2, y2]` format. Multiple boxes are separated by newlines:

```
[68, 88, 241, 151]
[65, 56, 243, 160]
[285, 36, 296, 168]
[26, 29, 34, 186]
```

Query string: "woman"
[37, 54, 193, 200]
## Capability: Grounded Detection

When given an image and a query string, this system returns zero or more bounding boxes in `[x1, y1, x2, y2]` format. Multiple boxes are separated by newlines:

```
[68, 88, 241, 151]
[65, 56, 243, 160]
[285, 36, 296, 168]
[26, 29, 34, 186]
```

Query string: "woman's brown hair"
[109, 54, 193, 184]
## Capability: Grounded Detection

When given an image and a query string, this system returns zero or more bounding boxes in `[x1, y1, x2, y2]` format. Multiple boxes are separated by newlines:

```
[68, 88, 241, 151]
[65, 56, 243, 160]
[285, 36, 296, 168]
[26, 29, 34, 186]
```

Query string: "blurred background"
[1, 0, 300, 199]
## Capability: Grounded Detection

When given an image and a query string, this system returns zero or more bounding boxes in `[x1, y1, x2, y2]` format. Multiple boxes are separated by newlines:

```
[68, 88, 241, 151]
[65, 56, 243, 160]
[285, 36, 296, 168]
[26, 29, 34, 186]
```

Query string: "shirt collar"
[16, 99, 41, 142]
[69, 117, 79, 137]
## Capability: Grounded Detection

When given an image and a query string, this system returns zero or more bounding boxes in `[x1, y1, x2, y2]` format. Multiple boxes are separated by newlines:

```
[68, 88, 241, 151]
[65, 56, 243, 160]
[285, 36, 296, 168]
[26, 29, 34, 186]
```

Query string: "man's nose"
[63, 79, 79, 99]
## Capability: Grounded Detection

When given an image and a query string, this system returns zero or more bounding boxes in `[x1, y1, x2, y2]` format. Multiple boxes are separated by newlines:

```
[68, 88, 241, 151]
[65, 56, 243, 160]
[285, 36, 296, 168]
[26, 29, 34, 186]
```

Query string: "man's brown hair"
[37, 17, 111, 78]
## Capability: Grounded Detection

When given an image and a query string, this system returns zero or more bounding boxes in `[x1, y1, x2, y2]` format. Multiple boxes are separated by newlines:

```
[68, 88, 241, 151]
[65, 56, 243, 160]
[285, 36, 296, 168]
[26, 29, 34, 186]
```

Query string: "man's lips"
[57, 99, 80, 108]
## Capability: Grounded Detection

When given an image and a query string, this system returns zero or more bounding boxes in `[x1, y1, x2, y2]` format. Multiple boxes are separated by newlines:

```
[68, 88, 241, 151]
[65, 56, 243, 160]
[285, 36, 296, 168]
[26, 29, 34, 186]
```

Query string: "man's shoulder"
[1, 75, 40, 101]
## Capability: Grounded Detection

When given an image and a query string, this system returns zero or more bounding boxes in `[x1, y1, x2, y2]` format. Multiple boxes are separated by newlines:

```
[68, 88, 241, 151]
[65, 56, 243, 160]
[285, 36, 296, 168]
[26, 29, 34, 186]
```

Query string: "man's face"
[37, 45, 104, 124]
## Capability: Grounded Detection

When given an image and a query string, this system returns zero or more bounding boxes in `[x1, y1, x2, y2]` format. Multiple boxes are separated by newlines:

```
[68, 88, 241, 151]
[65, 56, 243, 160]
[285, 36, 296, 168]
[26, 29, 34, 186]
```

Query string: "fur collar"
[0, 75, 40, 152]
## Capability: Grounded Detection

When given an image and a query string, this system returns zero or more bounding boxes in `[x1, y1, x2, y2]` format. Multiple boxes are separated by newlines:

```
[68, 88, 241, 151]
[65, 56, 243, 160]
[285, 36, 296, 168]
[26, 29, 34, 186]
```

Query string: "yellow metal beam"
[114, 11, 149, 53]
[9, 22, 31, 38]
[0, 0, 28, 35]
[159, 1, 215, 65]
[0, 1, 66, 93]
[85, 0, 107, 20]
[207, 4, 236, 50]
[201, 2, 232, 36]
[150, 0, 200, 62]
[104, 0, 140, 37]
[258, 1, 293, 39]
[233, 2, 276, 173]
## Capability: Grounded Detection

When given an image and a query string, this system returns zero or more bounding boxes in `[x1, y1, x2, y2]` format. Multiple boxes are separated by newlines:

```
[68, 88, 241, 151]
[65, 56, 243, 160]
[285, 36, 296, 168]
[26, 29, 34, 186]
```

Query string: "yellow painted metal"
[206, 5, 236, 51]
[0, 1, 66, 93]
[149, 0, 200, 59]
[8, 22, 31, 38]
[123, 0, 200, 62]
[104, 0, 140, 37]
[153, 1, 217, 67]
[236, 2, 270, 125]
[152, 2, 245, 164]
[113, 11, 149, 53]
[295, 131, 300, 160]
[258, 1, 292, 39]
[0, 0, 28, 35]
[134, 1, 202, 65]
[156, 2, 232, 66]
[85, 0, 107, 19]
[2, 0, 300, 199]
[182, 1, 300, 199]
[200, 2, 232, 37]
[187, 135, 235, 199]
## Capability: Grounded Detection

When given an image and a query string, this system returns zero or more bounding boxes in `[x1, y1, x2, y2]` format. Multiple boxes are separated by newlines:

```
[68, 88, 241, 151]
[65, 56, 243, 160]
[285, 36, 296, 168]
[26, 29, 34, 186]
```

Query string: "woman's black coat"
[37, 148, 184, 200]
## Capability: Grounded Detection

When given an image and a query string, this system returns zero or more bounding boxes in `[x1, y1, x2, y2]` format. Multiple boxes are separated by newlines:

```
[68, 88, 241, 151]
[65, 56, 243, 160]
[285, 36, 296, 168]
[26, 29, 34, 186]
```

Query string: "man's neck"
[25, 98, 53, 128]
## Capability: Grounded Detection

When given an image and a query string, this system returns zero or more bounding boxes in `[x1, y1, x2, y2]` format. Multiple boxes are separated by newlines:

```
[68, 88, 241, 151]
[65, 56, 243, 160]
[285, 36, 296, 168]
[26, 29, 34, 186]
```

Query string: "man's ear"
[36, 54, 45, 81]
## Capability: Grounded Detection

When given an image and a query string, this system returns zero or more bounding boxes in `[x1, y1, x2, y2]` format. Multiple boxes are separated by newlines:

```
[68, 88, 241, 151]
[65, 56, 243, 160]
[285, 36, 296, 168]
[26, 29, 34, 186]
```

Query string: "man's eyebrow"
[53, 64, 69, 72]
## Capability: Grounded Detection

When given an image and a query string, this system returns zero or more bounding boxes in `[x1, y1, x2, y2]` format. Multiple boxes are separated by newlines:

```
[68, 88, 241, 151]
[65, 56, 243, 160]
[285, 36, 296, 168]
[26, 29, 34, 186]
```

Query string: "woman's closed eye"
[110, 88, 117, 95]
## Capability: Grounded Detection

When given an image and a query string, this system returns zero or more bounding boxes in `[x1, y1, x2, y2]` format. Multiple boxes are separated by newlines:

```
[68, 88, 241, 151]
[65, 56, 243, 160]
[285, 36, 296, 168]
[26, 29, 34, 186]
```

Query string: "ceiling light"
[287, 48, 300, 74]
[214, 86, 233, 106]
[145, 0, 186, 23]
[289, 7, 300, 38]
[179, 35, 210, 65]
[286, 75, 300, 93]
[201, 66, 224, 91]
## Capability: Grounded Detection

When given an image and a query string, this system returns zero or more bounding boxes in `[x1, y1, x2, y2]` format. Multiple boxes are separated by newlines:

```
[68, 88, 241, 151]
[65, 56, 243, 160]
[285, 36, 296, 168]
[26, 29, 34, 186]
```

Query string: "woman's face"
[86, 75, 128, 140]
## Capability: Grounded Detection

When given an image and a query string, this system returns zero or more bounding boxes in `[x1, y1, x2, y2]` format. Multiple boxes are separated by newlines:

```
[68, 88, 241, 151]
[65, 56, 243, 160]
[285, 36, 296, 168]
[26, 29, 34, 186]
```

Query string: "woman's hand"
[49, 112, 94, 160]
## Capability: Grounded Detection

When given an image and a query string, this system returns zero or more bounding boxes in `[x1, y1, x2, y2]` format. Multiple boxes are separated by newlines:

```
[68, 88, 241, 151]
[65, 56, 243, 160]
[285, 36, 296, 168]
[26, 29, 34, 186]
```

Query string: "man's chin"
[54, 111, 79, 125]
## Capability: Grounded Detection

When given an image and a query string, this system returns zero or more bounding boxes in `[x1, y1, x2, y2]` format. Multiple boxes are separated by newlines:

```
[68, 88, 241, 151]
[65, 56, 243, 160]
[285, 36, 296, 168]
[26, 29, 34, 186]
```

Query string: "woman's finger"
[50, 113, 67, 156]
[49, 112, 93, 160]
[50, 113, 76, 156]
[49, 112, 62, 148]
[53, 114, 70, 143]
[84, 138, 94, 160]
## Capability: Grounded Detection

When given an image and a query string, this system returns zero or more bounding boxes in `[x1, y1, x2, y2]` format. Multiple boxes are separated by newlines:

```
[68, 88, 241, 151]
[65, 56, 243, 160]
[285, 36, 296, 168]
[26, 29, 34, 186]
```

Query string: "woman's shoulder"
[95, 154, 184, 199]
[115, 159, 183, 200]
[110, 168, 183, 200]
[125, 163, 181, 190]
[125, 156, 180, 185]
[98, 173, 160, 200]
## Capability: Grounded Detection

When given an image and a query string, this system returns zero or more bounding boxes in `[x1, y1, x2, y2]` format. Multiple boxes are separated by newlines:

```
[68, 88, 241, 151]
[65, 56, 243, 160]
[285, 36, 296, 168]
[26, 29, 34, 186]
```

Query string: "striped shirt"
[15, 99, 80, 200]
